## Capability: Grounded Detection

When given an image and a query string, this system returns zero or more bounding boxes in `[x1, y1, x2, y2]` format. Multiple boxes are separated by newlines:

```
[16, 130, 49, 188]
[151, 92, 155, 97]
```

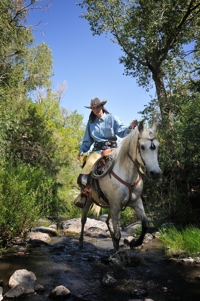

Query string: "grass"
[159, 225, 200, 258]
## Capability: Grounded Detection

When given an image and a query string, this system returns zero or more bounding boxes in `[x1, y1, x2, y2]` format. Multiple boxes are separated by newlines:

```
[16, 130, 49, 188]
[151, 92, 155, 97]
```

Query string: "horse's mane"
[111, 128, 139, 166]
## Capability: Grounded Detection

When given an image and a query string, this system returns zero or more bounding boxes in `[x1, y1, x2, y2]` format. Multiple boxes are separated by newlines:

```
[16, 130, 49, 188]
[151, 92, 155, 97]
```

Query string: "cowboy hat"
[84, 97, 107, 109]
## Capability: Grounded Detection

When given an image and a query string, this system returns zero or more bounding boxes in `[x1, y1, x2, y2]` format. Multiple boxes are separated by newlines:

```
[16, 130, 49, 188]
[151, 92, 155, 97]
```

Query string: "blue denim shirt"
[79, 113, 130, 153]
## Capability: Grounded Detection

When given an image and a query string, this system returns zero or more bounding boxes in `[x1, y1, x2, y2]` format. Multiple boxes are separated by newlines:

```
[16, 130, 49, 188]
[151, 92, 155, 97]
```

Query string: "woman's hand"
[78, 152, 83, 160]
[129, 119, 138, 129]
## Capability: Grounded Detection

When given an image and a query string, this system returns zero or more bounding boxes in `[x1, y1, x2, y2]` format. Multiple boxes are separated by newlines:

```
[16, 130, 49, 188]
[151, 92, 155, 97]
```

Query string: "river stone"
[49, 285, 71, 299]
[4, 282, 34, 298]
[84, 226, 109, 238]
[27, 232, 51, 244]
[9, 269, 36, 288]
[124, 221, 141, 234]
[60, 217, 108, 234]
[31, 226, 58, 236]
[101, 273, 117, 286]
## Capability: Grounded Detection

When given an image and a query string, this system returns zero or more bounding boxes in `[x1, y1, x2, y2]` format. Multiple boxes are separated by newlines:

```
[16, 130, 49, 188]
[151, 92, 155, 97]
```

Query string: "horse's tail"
[90, 203, 101, 217]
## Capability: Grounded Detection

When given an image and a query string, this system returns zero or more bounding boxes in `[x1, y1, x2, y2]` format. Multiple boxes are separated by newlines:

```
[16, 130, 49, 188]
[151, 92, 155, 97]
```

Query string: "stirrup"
[74, 194, 87, 209]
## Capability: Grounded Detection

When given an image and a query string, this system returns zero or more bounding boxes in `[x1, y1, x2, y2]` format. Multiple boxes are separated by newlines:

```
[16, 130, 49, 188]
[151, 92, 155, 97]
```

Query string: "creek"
[1, 224, 200, 301]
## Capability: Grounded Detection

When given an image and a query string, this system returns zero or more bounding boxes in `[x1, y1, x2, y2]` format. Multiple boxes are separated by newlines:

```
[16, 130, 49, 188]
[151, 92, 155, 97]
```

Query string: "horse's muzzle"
[149, 169, 161, 179]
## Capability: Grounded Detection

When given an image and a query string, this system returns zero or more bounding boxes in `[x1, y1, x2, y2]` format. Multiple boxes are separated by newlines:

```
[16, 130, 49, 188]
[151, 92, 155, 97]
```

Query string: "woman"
[75, 97, 138, 208]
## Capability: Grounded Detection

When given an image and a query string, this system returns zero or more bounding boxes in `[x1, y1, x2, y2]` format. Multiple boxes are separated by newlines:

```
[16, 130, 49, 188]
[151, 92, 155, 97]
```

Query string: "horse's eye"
[141, 145, 145, 150]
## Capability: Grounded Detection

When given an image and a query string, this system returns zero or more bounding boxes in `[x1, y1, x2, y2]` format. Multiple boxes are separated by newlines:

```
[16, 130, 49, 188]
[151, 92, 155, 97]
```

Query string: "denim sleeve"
[113, 115, 129, 138]
[79, 122, 93, 153]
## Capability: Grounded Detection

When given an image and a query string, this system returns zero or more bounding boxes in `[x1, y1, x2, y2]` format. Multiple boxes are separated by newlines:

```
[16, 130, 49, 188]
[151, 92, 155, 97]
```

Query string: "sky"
[28, 0, 155, 125]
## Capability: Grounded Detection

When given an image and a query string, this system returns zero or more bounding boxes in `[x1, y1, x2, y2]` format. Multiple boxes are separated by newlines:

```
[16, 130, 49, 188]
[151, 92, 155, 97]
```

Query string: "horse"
[79, 121, 161, 251]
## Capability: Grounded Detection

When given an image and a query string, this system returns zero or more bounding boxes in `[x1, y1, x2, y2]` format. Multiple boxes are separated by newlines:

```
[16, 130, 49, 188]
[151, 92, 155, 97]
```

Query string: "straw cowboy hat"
[84, 97, 107, 109]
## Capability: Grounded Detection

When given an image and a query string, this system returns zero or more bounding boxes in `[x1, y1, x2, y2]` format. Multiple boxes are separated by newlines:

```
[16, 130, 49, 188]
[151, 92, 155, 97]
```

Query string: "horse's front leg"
[106, 210, 121, 251]
[79, 197, 93, 249]
[129, 197, 149, 248]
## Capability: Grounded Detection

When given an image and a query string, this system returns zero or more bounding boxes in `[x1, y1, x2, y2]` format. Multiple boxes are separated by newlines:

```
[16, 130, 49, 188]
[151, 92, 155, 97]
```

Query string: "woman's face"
[92, 105, 103, 118]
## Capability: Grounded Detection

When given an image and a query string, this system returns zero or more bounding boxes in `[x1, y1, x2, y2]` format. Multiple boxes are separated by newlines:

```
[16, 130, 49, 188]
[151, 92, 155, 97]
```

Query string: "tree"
[78, 0, 200, 123]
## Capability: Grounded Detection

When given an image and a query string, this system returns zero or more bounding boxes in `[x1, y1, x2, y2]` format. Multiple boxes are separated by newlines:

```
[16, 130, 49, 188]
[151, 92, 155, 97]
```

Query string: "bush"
[0, 161, 58, 245]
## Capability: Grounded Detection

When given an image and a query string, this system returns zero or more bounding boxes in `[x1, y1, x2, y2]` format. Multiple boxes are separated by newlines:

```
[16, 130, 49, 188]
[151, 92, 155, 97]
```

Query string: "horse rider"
[74, 97, 138, 208]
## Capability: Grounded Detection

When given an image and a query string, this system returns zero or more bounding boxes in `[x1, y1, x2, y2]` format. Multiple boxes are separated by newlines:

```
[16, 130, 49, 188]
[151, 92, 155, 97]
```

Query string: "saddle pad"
[90, 187, 109, 208]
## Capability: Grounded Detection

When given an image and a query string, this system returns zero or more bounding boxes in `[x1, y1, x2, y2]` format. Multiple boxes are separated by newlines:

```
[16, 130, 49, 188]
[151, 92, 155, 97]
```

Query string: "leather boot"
[74, 194, 87, 209]
[74, 184, 90, 209]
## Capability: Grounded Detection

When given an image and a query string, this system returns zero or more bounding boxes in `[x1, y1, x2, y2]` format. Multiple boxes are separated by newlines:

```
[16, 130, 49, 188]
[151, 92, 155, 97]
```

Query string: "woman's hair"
[89, 106, 109, 123]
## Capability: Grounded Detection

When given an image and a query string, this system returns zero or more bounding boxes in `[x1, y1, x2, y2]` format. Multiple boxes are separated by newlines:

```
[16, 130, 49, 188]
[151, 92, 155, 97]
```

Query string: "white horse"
[79, 121, 161, 251]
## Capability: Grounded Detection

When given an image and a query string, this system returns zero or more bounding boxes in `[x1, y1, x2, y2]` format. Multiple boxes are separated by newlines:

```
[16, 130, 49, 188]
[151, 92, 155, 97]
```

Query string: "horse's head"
[137, 121, 161, 179]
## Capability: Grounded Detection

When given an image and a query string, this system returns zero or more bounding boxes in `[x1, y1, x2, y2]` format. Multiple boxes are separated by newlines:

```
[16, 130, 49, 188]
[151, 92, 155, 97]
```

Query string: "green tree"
[78, 0, 200, 123]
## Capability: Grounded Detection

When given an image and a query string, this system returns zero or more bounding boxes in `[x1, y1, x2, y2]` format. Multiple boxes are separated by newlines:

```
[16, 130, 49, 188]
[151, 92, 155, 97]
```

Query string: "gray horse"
[79, 121, 161, 251]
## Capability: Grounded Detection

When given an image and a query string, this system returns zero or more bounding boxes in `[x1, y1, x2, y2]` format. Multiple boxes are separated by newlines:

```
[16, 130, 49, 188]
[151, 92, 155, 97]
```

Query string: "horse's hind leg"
[79, 198, 93, 248]
[129, 197, 149, 248]
[106, 211, 121, 251]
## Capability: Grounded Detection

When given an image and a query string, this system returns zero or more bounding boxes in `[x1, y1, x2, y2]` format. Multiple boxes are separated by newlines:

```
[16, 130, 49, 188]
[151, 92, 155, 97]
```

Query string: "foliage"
[77, 0, 200, 227]
[78, 0, 200, 120]
[0, 162, 47, 243]
[0, 0, 85, 245]
[159, 225, 200, 257]
[119, 207, 138, 228]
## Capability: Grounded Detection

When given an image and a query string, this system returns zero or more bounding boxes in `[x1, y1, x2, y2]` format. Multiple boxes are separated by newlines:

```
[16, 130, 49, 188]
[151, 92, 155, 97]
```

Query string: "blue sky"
[29, 0, 155, 125]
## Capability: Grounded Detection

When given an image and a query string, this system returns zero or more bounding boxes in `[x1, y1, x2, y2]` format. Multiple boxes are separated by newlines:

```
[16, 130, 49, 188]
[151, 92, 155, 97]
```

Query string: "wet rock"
[49, 224, 57, 230]
[124, 221, 141, 234]
[27, 232, 51, 245]
[101, 273, 117, 286]
[5, 269, 44, 299]
[194, 257, 200, 264]
[49, 285, 71, 299]
[9, 269, 36, 288]
[181, 257, 194, 264]
[109, 249, 145, 267]
[4, 282, 35, 298]
[85, 226, 109, 238]
[143, 233, 153, 244]
[31, 226, 58, 236]
[131, 288, 147, 297]
[96, 214, 108, 222]
[60, 217, 108, 235]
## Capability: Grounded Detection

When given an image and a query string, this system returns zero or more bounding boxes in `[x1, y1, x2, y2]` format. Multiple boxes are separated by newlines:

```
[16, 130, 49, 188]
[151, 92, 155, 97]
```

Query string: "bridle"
[137, 137, 157, 166]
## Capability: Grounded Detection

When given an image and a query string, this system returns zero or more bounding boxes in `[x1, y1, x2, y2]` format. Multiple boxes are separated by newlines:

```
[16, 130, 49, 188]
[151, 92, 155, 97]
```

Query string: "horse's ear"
[138, 120, 144, 132]
[152, 121, 158, 133]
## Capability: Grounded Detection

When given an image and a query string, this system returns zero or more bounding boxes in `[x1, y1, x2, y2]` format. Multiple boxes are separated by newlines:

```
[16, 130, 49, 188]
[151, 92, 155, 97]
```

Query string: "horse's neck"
[114, 153, 139, 183]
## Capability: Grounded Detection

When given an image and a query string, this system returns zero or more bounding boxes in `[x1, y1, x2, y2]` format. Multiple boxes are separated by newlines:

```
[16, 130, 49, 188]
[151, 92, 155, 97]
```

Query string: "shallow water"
[1, 233, 200, 301]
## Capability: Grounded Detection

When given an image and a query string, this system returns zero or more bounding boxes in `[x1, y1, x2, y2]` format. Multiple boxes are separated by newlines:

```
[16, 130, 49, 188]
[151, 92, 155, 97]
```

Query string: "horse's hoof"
[130, 239, 143, 249]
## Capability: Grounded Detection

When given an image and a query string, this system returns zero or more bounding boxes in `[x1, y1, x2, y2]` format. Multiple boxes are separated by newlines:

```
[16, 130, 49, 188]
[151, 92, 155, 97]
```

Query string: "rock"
[101, 273, 117, 286]
[4, 282, 34, 298]
[27, 232, 51, 245]
[143, 233, 153, 243]
[85, 226, 109, 238]
[60, 217, 108, 235]
[181, 257, 194, 264]
[9, 269, 36, 288]
[49, 285, 71, 299]
[31, 226, 58, 236]
[5, 269, 44, 299]
[109, 249, 146, 267]
[124, 221, 141, 234]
